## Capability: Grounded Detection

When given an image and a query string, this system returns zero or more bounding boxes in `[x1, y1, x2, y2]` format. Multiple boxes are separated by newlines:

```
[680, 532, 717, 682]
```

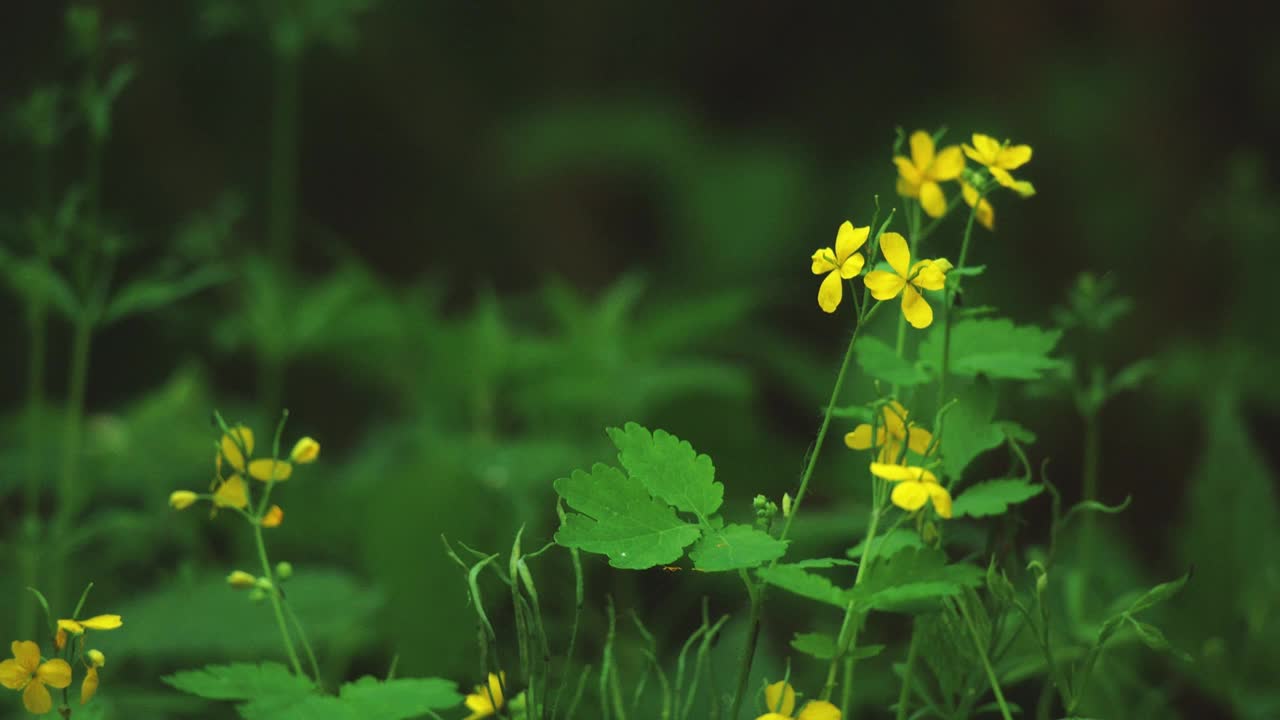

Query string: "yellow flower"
[227, 571, 257, 590]
[220, 425, 254, 473]
[756, 680, 842, 720]
[57, 615, 123, 635]
[290, 437, 320, 464]
[248, 458, 293, 482]
[213, 473, 249, 509]
[169, 490, 199, 510]
[810, 221, 868, 314]
[0, 641, 73, 715]
[894, 130, 965, 218]
[960, 180, 994, 231]
[261, 505, 284, 528]
[462, 672, 505, 720]
[961, 133, 1035, 196]
[869, 462, 953, 518]
[845, 400, 934, 462]
[863, 232, 949, 329]
[80, 650, 104, 705]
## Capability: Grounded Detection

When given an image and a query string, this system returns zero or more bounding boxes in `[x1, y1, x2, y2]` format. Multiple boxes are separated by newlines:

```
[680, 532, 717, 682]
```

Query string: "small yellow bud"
[261, 504, 284, 528]
[289, 436, 320, 464]
[227, 570, 257, 590]
[781, 493, 792, 518]
[169, 490, 198, 510]
[87, 649, 106, 668]
[55, 628, 67, 650]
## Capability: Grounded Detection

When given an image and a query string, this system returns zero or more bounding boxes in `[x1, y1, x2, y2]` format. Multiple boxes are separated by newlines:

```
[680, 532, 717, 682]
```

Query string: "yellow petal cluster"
[863, 233, 949, 329]
[462, 672, 506, 720]
[894, 131, 965, 217]
[845, 401, 934, 462]
[756, 680, 842, 720]
[869, 462, 952, 518]
[56, 615, 123, 635]
[962, 133, 1035, 197]
[0, 641, 73, 715]
[810, 221, 868, 313]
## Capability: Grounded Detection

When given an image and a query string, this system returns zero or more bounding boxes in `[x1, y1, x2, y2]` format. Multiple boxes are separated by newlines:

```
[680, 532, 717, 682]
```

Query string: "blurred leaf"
[334, 676, 463, 717]
[609, 422, 722, 518]
[921, 318, 1064, 380]
[1126, 618, 1192, 663]
[855, 336, 931, 387]
[940, 378, 1003, 479]
[756, 563, 850, 608]
[102, 264, 230, 325]
[689, 523, 788, 572]
[162, 661, 313, 702]
[553, 463, 700, 570]
[950, 478, 1044, 518]
[846, 528, 924, 563]
[849, 547, 983, 613]
[0, 251, 78, 317]
[1108, 358, 1154, 395]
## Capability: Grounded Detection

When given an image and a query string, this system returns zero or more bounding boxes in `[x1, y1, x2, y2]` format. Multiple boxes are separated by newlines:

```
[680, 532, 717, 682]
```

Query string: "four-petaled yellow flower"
[219, 425, 294, 483]
[869, 462, 953, 518]
[757, 680, 841, 720]
[960, 179, 994, 231]
[863, 232, 949, 329]
[0, 641, 73, 715]
[845, 400, 934, 463]
[894, 130, 965, 218]
[56, 615, 123, 636]
[462, 672, 505, 720]
[810, 221, 868, 313]
[962, 133, 1034, 196]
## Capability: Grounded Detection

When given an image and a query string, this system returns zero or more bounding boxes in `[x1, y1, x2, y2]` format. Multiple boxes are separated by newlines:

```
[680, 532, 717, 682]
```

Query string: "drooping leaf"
[689, 523, 788, 571]
[921, 318, 1064, 380]
[855, 336, 931, 387]
[1127, 618, 1192, 663]
[554, 463, 701, 569]
[940, 378, 1003, 479]
[608, 423, 723, 519]
[849, 547, 983, 613]
[951, 478, 1044, 518]
[162, 662, 314, 702]
[756, 564, 851, 608]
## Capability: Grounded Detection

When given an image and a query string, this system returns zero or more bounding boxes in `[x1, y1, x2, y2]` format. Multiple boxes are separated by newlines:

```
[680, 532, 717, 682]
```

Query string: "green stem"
[822, 501, 882, 701]
[283, 597, 323, 687]
[895, 623, 920, 720]
[726, 571, 763, 720]
[938, 195, 983, 408]
[253, 524, 306, 679]
[51, 317, 93, 607]
[956, 598, 1013, 720]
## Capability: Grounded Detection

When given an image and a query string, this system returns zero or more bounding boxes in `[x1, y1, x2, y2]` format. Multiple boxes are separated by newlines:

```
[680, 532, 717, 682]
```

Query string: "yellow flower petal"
[87, 650, 105, 668]
[81, 666, 99, 705]
[967, 133, 1001, 164]
[1011, 179, 1036, 198]
[249, 458, 293, 482]
[844, 424, 875, 450]
[891, 480, 930, 512]
[918, 181, 946, 218]
[963, 181, 995, 230]
[901, 284, 934, 329]
[893, 157, 921, 189]
[755, 715, 792, 720]
[36, 659, 71, 689]
[869, 462, 917, 482]
[863, 270, 905, 301]
[905, 426, 934, 456]
[213, 474, 249, 509]
[23, 678, 53, 715]
[811, 248, 837, 274]
[797, 699, 843, 720]
[877, 232, 911, 278]
[77, 615, 122, 631]
[909, 131, 934, 172]
[927, 483, 953, 519]
[910, 261, 947, 292]
[817, 270, 843, 314]
[930, 146, 965, 181]
[835, 222, 869, 264]
[0, 659, 28, 690]
[57, 619, 84, 635]
[261, 505, 284, 528]
[12, 640, 41, 673]
[765, 680, 796, 716]
[838, 252, 864, 280]
[220, 425, 254, 473]
[996, 144, 1032, 170]
[289, 437, 320, 464]
[169, 490, 198, 510]
[989, 166, 1016, 188]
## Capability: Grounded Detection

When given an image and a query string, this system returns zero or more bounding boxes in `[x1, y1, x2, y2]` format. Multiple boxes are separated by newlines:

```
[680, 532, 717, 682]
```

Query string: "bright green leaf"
[689, 523, 787, 571]
[162, 662, 314, 702]
[608, 423, 723, 519]
[338, 676, 464, 716]
[1124, 570, 1191, 616]
[1127, 618, 1192, 663]
[849, 547, 983, 613]
[951, 478, 1044, 518]
[940, 378, 1003, 479]
[921, 318, 1064, 380]
[756, 564, 851, 608]
[554, 463, 701, 569]
[855, 336, 931, 387]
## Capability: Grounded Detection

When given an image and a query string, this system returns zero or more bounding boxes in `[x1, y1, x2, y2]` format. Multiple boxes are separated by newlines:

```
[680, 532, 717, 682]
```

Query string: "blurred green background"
[2, 2, 1278, 718]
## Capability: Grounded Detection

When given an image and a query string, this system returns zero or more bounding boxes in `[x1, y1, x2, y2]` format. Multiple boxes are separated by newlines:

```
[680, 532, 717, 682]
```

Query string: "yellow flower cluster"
[757, 680, 841, 720]
[2, 614, 120, 714]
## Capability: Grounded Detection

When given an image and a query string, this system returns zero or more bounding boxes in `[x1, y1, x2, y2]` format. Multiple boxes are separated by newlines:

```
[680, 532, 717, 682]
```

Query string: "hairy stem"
[254, 524, 306, 679]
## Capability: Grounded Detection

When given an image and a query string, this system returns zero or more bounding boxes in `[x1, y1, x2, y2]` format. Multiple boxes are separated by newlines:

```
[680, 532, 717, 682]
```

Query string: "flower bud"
[261, 505, 284, 528]
[226, 570, 257, 590]
[169, 490, 198, 510]
[752, 494, 768, 511]
[289, 436, 320, 464]
[255, 577, 275, 592]
[276, 561, 294, 580]
[248, 588, 267, 602]
[1035, 571, 1049, 597]
[55, 628, 67, 651]
[87, 649, 106, 668]
[781, 493, 792, 518]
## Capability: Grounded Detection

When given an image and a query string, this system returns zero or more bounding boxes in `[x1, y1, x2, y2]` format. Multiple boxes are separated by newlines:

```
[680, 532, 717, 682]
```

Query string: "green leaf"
[689, 523, 788, 572]
[103, 264, 230, 325]
[790, 633, 881, 660]
[921, 318, 1064, 380]
[948, 264, 987, 277]
[756, 564, 851, 608]
[951, 478, 1044, 518]
[940, 378, 1003, 478]
[855, 336, 931, 387]
[608, 423, 723, 519]
[846, 529, 924, 563]
[337, 676, 464, 716]
[0, 255, 78, 318]
[1124, 570, 1190, 616]
[554, 463, 701, 569]
[830, 405, 874, 422]
[1126, 618, 1192, 663]
[997, 421, 1037, 444]
[849, 547, 983, 613]
[162, 662, 314, 702]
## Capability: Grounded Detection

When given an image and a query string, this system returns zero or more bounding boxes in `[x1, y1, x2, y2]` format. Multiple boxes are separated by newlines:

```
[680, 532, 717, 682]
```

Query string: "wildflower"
[290, 436, 320, 464]
[894, 130, 965, 218]
[169, 490, 199, 510]
[261, 505, 284, 528]
[961, 133, 1035, 196]
[81, 650, 105, 705]
[248, 458, 292, 482]
[757, 680, 842, 720]
[57, 615, 122, 635]
[0, 641, 73, 715]
[869, 462, 953, 518]
[845, 400, 934, 462]
[213, 474, 249, 509]
[220, 425, 254, 473]
[227, 571, 257, 590]
[863, 232, 949, 329]
[960, 179, 994, 231]
[810, 221, 868, 313]
[462, 672, 505, 720]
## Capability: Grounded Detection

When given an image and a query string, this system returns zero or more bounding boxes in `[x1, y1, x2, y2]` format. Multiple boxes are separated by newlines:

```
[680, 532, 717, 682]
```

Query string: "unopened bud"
[248, 588, 267, 602]
[261, 504, 284, 528]
[781, 493, 792, 518]
[55, 628, 67, 651]
[289, 436, 320, 464]
[752, 494, 768, 511]
[226, 570, 257, 590]
[255, 577, 275, 592]
[169, 490, 198, 510]
[1035, 572, 1049, 597]
[276, 561, 294, 580]
[87, 649, 106, 668]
